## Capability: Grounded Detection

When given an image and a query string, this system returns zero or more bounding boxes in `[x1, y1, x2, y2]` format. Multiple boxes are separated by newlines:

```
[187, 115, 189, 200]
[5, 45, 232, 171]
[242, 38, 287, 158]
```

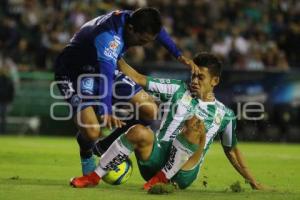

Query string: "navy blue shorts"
[55, 70, 142, 116]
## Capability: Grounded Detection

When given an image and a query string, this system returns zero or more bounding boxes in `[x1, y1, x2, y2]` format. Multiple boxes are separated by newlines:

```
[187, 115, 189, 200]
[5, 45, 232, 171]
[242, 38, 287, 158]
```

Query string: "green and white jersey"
[146, 76, 237, 162]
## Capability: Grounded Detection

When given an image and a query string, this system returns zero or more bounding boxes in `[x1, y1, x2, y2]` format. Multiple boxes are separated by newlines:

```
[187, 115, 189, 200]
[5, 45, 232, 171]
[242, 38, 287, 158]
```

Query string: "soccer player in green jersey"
[70, 52, 264, 190]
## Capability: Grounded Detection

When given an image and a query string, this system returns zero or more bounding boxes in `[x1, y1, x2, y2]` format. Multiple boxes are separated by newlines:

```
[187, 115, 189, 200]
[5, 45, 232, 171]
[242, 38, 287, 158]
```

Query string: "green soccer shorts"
[137, 137, 200, 189]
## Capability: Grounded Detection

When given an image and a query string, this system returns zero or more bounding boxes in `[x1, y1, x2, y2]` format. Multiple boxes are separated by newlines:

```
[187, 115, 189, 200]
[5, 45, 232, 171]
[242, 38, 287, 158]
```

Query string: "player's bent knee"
[83, 126, 101, 141]
[126, 124, 153, 145]
[138, 101, 158, 121]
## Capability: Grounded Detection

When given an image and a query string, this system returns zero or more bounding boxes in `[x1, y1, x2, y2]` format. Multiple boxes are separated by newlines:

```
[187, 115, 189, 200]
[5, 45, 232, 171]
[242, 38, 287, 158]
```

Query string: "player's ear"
[211, 76, 219, 87]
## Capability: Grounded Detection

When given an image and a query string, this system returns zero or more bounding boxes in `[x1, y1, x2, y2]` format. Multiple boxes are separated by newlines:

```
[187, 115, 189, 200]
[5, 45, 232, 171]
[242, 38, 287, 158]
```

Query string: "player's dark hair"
[193, 52, 222, 77]
[128, 7, 162, 35]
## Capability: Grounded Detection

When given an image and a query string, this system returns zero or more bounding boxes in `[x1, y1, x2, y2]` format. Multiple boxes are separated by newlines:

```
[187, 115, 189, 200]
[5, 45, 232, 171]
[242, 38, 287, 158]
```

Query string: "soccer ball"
[102, 158, 133, 185]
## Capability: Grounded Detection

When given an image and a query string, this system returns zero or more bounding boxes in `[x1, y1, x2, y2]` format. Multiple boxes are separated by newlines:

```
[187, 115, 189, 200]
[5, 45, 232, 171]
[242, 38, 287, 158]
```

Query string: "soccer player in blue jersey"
[54, 8, 196, 176]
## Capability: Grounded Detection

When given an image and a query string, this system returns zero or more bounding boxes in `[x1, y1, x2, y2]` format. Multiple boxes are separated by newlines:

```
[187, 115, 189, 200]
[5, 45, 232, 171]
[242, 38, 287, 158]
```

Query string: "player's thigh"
[113, 70, 157, 120]
[113, 70, 142, 102]
[129, 89, 158, 121]
[55, 60, 102, 140]
[73, 105, 101, 141]
[172, 164, 200, 189]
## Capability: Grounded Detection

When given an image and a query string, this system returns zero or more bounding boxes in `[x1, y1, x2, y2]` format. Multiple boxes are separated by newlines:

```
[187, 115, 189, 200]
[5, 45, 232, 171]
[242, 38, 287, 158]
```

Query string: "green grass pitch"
[0, 136, 299, 200]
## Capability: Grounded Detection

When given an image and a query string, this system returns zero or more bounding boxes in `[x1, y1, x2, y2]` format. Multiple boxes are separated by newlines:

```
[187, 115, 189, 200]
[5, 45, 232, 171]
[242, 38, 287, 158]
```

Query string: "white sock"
[94, 134, 133, 177]
[162, 134, 198, 179]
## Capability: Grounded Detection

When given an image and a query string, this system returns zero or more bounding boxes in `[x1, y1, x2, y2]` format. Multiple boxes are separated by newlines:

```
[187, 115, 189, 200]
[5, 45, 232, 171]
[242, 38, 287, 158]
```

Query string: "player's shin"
[76, 131, 96, 175]
[161, 134, 198, 179]
[77, 131, 94, 158]
[144, 134, 198, 190]
[95, 134, 134, 178]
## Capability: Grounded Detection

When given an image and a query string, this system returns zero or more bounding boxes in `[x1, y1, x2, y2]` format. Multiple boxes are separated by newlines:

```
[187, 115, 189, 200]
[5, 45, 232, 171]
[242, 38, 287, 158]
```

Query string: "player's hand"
[101, 115, 126, 130]
[185, 115, 204, 131]
[177, 55, 200, 75]
[250, 181, 273, 191]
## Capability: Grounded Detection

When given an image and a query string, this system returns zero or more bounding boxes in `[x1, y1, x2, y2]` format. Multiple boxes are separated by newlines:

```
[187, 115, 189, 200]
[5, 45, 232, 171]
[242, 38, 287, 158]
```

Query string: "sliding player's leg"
[144, 116, 206, 190]
[170, 144, 203, 189]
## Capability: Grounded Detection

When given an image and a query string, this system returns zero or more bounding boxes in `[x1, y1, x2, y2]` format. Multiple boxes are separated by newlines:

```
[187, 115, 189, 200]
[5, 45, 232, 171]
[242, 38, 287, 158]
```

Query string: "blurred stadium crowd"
[1, 0, 300, 140]
[1, 0, 300, 71]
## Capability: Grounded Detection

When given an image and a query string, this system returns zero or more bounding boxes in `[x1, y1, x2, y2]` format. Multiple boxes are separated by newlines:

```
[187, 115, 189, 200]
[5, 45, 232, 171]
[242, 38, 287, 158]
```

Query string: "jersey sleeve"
[156, 28, 182, 58]
[219, 110, 238, 149]
[94, 32, 123, 115]
[94, 32, 123, 66]
[145, 76, 184, 102]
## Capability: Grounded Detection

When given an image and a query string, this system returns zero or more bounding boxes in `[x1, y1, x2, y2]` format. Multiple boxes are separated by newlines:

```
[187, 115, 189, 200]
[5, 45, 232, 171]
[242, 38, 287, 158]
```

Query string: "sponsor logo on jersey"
[158, 78, 171, 84]
[104, 36, 121, 62]
[195, 106, 208, 120]
[109, 40, 119, 50]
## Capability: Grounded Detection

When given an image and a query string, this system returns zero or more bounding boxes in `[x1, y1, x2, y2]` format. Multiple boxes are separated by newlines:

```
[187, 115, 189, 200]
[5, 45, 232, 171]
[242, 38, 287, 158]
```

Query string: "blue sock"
[76, 131, 94, 159]
[76, 131, 96, 175]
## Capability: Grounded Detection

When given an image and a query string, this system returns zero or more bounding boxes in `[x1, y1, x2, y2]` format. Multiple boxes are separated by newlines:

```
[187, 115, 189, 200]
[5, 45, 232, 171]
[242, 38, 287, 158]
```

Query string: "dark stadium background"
[0, 0, 299, 142]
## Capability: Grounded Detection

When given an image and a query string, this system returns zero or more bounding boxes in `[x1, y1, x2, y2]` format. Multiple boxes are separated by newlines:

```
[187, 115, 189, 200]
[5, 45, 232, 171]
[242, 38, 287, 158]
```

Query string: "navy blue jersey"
[57, 10, 181, 115]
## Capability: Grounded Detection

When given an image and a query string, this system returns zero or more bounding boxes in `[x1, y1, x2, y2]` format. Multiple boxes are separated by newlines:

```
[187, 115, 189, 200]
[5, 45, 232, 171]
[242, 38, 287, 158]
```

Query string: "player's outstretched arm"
[155, 28, 200, 74]
[117, 58, 147, 87]
[223, 146, 266, 190]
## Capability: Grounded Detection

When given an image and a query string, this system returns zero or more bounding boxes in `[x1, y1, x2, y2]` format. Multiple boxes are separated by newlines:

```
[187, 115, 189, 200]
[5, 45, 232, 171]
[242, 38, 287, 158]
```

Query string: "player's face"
[133, 32, 156, 46]
[128, 32, 156, 46]
[189, 67, 219, 100]
[124, 25, 157, 46]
